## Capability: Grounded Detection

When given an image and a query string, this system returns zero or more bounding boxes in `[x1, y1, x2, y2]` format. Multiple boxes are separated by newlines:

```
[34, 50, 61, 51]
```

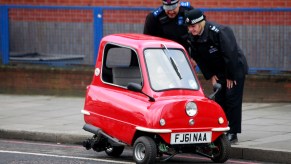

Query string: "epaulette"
[153, 6, 164, 17]
[180, 2, 191, 8]
[209, 25, 220, 33]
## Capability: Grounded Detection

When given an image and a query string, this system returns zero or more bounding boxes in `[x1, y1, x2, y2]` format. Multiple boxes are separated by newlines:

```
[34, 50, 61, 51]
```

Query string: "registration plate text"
[170, 132, 211, 144]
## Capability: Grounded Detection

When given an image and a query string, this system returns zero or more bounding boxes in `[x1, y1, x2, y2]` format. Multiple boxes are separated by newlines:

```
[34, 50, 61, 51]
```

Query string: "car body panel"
[83, 33, 229, 146]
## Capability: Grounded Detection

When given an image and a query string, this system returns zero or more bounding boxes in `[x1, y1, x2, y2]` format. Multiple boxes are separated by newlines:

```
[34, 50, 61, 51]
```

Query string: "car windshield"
[144, 48, 199, 91]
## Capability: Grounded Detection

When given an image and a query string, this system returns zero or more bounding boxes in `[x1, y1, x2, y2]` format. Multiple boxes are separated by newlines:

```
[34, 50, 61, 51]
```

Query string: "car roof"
[101, 33, 185, 50]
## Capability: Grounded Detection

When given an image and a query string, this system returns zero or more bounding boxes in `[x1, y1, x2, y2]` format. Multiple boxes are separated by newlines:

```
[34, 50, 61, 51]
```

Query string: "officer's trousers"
[215, 75, 245, 134]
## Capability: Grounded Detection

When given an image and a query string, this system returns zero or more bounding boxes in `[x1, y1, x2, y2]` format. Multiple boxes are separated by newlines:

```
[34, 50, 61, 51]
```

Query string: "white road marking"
[0, 150, 134, 164]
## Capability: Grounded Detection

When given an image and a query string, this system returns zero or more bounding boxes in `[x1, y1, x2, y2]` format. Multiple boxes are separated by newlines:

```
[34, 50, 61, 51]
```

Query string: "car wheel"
[133, 136, 157, 164]
[105, 145, 124, 157]
[211, 134, 231, 163]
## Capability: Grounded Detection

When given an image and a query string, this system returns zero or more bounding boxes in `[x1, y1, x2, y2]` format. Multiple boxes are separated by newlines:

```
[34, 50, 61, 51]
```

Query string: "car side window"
[102, 44, 142, 87]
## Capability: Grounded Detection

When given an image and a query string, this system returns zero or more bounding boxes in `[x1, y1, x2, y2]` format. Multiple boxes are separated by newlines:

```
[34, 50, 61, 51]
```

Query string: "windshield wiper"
[161, 44, 182, 80]
[170, 57, 182, 79]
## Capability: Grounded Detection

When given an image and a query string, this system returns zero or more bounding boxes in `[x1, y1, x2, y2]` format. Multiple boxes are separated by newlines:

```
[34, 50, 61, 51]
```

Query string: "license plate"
[170, 132, 212, 144]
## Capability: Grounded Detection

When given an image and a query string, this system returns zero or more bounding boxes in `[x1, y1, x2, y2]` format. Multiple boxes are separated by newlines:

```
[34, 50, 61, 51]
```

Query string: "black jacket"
[143, 2, 193, 49]
[187, 21, 248, 81]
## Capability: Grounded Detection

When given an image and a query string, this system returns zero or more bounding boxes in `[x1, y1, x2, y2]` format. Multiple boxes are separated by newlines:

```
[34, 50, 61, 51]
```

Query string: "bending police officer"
[185, 8, 249, 144]
[143, 0, 193, 50]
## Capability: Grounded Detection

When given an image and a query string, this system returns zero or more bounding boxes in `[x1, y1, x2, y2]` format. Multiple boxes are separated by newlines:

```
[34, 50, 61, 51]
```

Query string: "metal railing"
[0, 5, 291, 74]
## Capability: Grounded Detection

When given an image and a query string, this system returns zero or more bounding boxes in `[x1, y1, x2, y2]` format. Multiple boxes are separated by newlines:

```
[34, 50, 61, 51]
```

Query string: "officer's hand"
[211, 75, 219, 86]
[190, 58, 197, 68]
[227, 79, 237, 89]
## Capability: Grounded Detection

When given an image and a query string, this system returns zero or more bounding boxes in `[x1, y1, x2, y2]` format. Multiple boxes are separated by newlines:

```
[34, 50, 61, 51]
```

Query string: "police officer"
[185, 8, 249, 144]
[143, 0, 193, 50]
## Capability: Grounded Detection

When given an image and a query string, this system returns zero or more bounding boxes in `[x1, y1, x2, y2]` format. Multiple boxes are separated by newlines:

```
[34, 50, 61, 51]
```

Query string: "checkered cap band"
[162, 0, 179, 10]
[186, 15, 204, 25]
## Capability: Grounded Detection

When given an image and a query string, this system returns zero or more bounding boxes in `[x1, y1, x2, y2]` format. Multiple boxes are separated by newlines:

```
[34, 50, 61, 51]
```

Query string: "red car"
[82, 33, 230, 163]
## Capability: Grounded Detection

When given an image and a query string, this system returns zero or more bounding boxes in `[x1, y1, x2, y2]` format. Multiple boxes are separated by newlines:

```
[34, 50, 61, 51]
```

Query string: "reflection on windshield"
[144, 49, 198, 91]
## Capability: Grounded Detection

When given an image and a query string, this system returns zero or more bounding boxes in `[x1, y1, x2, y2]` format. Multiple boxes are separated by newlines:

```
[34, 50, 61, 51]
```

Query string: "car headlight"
[185, 101, 198, 117]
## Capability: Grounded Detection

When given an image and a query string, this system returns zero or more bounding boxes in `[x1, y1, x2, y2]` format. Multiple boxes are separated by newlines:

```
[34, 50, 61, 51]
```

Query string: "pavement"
[0, 94, 291, 163]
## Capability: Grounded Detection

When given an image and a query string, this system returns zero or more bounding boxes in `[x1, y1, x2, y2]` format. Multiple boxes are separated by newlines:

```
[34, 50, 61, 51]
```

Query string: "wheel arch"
[131, 130, 165, 147]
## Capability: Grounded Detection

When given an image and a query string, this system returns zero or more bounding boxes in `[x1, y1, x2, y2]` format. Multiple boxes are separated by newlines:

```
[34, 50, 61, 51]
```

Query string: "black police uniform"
[143, 2, 193, 50]
[187, 21, 248, 134]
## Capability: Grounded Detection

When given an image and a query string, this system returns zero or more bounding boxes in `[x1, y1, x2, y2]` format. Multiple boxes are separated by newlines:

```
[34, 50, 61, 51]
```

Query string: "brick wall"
[3, 0, 290, 26]
[2, 0, 291, 30]
[2, 0, 291, 22]
[1, 0, 291, 7]
[0, 65, 93, 96]
[1, 0, 291, 101]
[9, 9, 93, 22]
[0, 65, 290, 102]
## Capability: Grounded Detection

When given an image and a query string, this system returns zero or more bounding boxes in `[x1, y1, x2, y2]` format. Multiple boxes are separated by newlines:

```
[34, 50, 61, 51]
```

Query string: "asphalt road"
[0, 139, 278, 164]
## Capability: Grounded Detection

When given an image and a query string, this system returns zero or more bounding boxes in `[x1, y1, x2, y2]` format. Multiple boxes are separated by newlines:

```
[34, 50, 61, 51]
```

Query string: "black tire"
[211, 134, 231, 163]
[133, 136, 157, 164]
[105, 145, 124, 157]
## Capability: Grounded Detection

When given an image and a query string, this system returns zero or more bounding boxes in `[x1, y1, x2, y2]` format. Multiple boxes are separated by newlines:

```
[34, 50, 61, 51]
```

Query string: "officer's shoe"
[227, 133, 238, 144]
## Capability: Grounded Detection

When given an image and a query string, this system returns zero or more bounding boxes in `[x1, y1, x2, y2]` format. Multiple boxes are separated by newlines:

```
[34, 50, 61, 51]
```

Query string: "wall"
[0, 65, 290, 102]
[2, 1, 291, 69]
[0, 65, 92, 96]
[1, 0, 291, 7]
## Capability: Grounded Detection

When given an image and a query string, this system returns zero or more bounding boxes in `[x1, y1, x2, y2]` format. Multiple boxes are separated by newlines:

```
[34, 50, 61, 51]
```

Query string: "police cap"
[185, 8, 205, 25]
[162, 0, 179, 10]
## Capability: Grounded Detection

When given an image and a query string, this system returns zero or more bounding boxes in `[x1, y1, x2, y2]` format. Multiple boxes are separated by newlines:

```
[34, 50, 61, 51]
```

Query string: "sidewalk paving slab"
[0, 94, 291, 163]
